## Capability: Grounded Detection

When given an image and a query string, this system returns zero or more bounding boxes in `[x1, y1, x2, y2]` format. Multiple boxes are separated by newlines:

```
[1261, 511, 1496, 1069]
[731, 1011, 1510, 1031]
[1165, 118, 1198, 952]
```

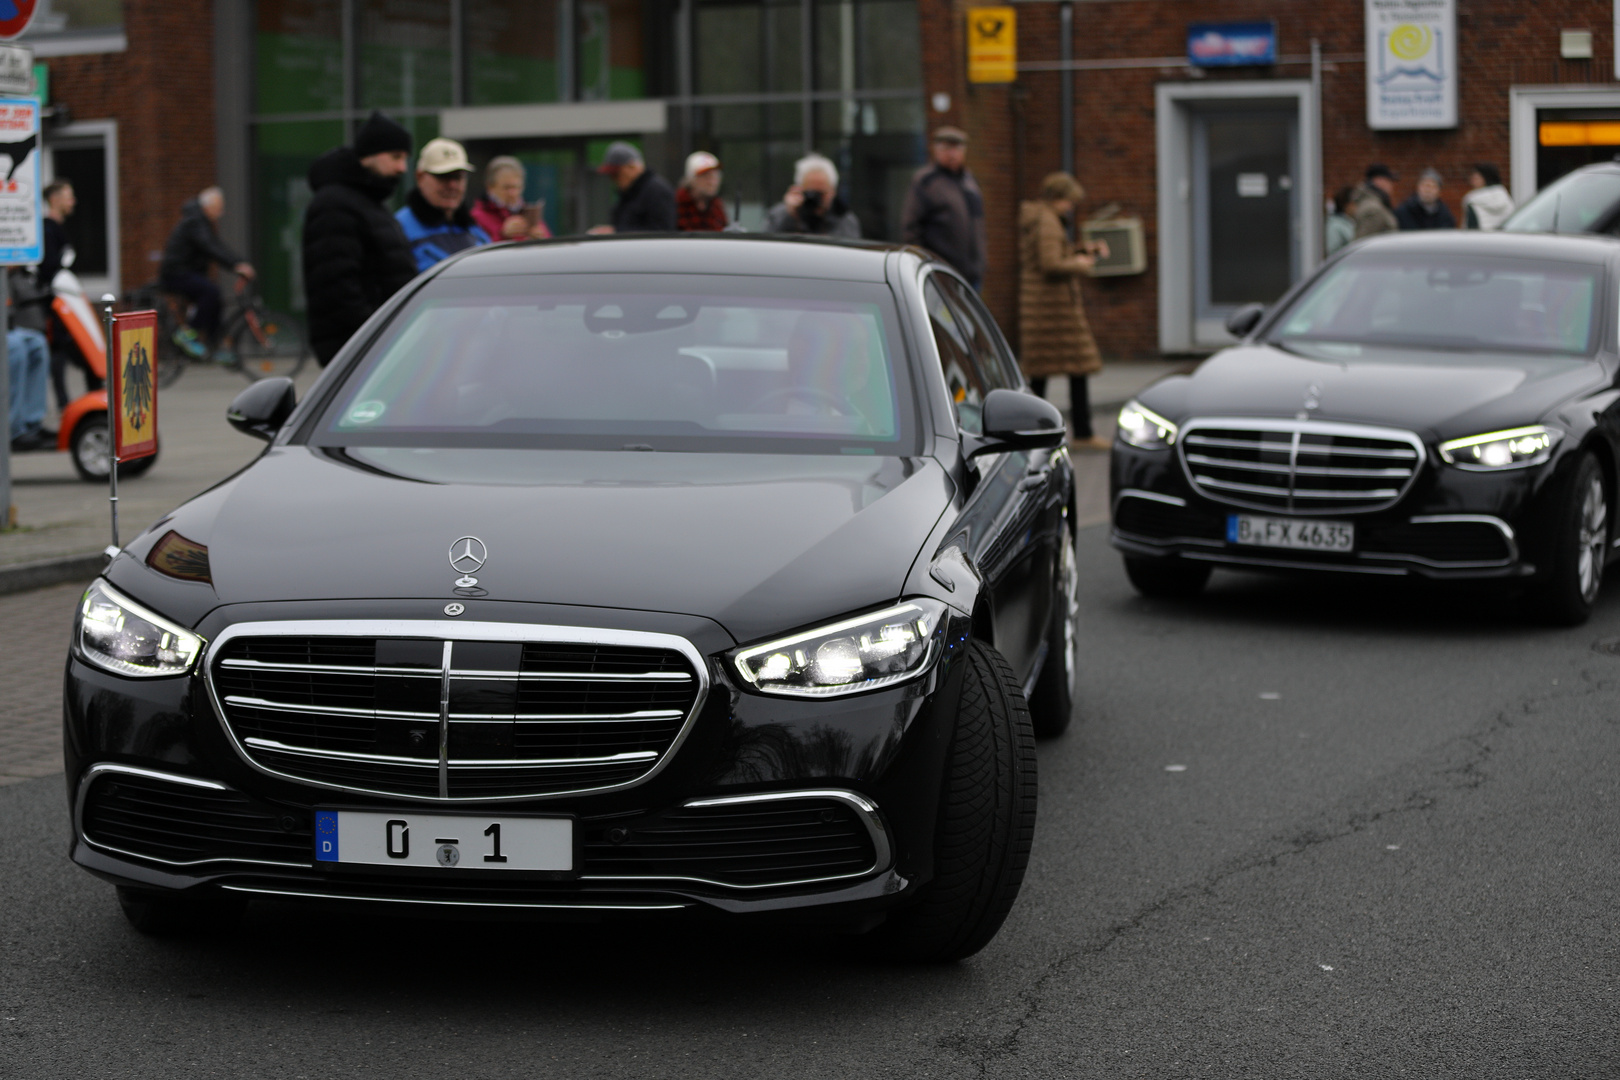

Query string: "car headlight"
[75, 580, 205, 678]
[732, 599, 948, 698]
[1117, 400, 1178, 449]
[1438, 425, 1562, 471]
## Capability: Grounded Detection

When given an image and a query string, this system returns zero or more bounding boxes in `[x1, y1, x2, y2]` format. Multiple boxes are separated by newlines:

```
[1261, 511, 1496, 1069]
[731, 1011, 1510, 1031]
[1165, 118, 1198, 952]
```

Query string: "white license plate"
[315, 809, 573, 872]
[1227, 514, 1354, 552]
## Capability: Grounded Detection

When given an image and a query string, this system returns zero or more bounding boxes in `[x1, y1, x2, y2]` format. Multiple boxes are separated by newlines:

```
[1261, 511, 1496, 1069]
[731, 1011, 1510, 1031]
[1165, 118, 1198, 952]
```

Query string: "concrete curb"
[0, 552, 105, 597]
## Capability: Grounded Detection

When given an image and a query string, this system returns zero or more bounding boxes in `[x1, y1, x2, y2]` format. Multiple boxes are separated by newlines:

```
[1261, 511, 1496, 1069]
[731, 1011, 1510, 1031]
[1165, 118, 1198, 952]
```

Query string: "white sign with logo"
[1365, 0, 1457, 130]
[0, 96, 39, 264]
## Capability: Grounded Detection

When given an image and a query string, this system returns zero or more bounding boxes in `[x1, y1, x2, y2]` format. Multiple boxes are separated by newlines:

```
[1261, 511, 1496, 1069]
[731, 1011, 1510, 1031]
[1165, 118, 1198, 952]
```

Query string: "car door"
[923, 272, 1053, 685]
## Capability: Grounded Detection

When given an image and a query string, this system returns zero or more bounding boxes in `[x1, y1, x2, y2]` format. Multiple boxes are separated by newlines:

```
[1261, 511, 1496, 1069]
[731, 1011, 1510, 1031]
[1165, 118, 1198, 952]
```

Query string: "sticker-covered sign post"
[0, 91, 39, 536]
[107, 309, 158, 549]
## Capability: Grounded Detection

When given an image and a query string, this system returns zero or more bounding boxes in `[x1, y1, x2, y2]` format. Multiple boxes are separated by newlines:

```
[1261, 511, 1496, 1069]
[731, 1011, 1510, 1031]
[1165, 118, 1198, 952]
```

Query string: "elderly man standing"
[676, 151, 729, 232]
[590, 142, 678, 234]
[1353, 163, 1400, 239]
[159, 186, 256, 357]
[902, 127, 987, 289]
[398, 138, 492, 271]
[766, 154, 860, 237]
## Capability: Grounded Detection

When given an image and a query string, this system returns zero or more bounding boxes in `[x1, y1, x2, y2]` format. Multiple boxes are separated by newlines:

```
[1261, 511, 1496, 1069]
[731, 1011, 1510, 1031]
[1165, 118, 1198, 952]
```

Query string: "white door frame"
[42, 118, 120, 297]
[1508, 85, 1620, 204]
[1156, 80, 1319, 354]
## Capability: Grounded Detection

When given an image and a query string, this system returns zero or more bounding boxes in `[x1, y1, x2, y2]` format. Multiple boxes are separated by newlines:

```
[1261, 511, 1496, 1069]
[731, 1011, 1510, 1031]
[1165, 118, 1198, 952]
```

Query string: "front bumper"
[1109, 441, 1555, 581]
[63, 603, 974, 920]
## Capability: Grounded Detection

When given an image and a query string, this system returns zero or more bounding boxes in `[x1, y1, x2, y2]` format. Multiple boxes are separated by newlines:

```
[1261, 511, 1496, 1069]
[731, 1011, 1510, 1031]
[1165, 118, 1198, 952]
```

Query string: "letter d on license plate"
[1227, 514, 1354, 552]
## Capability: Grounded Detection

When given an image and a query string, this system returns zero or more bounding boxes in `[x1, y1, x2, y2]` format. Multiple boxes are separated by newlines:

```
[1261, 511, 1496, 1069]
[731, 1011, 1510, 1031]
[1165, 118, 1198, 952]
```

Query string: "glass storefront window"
[257, 0, 343, 116]
[580, 0, 647, 101]
[360, 0, 453, 110]
[695, 0, 803, 96]
[253, 120, 345, 315]
[467, 0, 564, 105]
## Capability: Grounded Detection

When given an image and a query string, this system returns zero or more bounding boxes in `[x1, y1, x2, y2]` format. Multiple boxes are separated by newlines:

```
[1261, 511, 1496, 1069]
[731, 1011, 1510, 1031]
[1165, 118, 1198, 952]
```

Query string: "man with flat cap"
[1353, 163, 1400, 239]
[590, 141, 678, 234]
[902, 126, 988, 289]
[302, 110, 420, 365]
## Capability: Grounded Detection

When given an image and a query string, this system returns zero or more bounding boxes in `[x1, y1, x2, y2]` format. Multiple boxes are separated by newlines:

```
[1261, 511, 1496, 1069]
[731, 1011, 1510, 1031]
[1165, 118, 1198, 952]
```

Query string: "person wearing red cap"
[676, 151, 729, 232]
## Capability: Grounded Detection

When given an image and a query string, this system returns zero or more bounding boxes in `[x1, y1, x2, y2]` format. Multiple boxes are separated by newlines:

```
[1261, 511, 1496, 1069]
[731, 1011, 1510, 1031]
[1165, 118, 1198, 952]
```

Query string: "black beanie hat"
[353, 111, 412, 158]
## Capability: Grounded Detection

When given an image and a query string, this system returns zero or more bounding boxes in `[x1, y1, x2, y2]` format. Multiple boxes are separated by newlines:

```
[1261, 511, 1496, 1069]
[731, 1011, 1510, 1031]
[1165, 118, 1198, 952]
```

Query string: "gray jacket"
[765, 197, 860, 239]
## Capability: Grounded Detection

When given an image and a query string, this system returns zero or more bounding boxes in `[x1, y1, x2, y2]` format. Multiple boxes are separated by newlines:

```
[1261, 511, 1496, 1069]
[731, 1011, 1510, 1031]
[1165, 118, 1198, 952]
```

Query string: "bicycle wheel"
[153, 320, 187, 388]
[226, 304, 311, 382]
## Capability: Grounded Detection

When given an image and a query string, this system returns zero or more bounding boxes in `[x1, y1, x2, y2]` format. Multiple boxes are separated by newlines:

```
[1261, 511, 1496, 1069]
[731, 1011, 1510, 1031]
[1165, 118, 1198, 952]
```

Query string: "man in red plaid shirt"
[676, 151, 729, 232]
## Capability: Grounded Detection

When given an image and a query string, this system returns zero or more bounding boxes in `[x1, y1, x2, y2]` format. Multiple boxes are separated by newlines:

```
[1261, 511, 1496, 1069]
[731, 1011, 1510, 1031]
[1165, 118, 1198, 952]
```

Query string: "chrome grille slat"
[242, 737, 658, 769]
[1180, 418, 1425, 514]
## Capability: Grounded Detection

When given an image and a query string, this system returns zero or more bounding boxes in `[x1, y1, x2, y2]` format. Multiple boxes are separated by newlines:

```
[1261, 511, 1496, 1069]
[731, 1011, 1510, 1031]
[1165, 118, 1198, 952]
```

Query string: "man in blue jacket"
[397, 138, 490, 271]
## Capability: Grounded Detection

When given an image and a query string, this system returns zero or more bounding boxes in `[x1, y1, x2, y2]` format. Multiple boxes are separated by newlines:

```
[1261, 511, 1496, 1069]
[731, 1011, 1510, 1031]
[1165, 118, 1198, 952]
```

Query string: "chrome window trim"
[202, 619, 712, 804]
[74, 763, 311, 871]
[1177, 417, 1427, 515]
[582, 789, 893, 891]
[219, 884, 688, 911]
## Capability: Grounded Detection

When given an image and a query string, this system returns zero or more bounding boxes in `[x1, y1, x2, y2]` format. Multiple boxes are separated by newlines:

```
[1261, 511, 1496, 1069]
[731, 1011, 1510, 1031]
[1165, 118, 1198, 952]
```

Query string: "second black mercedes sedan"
[1111, 231, 1620, 624]
[65, 235, 1079, 962]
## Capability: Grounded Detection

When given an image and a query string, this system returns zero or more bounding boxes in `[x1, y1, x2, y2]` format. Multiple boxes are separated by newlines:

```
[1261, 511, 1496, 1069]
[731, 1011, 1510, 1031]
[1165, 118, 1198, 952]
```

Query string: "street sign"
[111, 311, 159, 463]
[0, 42, 32, 94]
[0, 0, 36, 41]
[967, 7, 1016, 84]
[0, 95, 38, 264]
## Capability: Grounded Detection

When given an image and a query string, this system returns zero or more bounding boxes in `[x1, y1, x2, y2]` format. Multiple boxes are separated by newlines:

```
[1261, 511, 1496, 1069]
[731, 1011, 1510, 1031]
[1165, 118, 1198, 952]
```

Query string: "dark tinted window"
[1504, 170, 1620, 234]
[923, 277, 987, 433]
[935, 274, 1020, 390]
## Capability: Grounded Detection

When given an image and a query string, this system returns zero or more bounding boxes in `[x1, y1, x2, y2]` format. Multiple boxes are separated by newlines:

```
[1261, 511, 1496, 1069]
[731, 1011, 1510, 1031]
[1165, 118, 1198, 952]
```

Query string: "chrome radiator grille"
[1179, 419, 1424, 514]
[208, 627, 704, 801]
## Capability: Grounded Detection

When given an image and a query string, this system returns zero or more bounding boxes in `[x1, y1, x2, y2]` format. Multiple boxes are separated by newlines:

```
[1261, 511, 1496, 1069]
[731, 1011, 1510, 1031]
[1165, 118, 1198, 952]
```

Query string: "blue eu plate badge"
[316, 810, 340, 861]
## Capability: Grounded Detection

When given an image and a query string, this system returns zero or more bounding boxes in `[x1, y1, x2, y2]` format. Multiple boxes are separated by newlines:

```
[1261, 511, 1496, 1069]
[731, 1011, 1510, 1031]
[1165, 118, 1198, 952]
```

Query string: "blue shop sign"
[1187, 21, 1277, 67]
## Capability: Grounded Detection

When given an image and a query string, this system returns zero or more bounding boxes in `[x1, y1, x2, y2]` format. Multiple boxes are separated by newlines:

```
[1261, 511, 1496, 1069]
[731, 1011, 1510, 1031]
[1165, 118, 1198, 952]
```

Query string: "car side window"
[936, 274, 1021, 391]
[924, 277, 988, 434]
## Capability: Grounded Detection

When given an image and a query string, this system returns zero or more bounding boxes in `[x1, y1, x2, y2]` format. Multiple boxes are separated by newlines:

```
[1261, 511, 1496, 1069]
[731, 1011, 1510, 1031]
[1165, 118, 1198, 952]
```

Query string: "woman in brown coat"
[1019, 172, 1109, 449]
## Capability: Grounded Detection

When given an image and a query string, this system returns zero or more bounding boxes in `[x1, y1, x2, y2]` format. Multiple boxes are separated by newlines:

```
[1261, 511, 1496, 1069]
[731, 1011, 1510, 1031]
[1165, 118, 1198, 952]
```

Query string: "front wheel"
[1124, 555, 1212, 599]
[1028, 523, 1079, 737]
[876, 640, 1037, 962]
[227, 305, 311, 382]
[1531, 452, 1608, 626]
[69, 414, 110, 482]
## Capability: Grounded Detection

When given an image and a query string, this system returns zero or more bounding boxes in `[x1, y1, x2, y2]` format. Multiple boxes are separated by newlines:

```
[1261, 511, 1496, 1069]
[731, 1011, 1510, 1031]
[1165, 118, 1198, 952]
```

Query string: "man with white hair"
[766, 153, 860, 238]
[159, 185, 255, 357]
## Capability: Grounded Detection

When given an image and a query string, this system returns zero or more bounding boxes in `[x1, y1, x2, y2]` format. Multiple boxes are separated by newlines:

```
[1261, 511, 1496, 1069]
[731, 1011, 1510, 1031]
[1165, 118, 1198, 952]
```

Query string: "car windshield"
[1502, 170, 1620, 234]
[1270, 254, 1603, 356]
[309, 274, 918, 455]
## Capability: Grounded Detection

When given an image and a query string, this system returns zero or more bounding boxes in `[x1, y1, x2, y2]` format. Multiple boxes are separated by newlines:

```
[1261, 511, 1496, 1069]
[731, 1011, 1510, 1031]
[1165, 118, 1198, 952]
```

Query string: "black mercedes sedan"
[65, 235, 1079, 962]
[1111, 231, 1620, 624]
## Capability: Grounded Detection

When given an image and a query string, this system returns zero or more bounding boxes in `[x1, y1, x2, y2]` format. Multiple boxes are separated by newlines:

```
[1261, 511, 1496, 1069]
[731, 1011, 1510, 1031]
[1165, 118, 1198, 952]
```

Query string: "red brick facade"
[919, 0, 1620, 357]
[40, 0, 216, 291]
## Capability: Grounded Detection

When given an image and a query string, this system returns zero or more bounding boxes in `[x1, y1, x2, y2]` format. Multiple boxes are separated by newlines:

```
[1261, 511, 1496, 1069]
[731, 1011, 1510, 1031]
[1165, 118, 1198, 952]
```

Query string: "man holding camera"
[765, 154, 860, 238]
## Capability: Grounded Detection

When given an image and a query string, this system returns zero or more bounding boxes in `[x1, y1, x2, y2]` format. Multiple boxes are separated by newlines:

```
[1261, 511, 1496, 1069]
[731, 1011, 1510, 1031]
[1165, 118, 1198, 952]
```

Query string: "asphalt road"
[4, 523, 1618, 1077]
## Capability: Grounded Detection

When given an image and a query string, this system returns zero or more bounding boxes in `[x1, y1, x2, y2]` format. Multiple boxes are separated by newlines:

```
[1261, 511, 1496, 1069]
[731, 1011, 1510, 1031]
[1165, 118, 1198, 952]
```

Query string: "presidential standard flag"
[110, 310, 158, 462]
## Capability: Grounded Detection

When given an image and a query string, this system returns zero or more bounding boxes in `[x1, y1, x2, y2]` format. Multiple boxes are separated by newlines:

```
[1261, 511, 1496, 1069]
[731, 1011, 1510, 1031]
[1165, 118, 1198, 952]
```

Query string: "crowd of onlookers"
[1325, 162, 1518, 255]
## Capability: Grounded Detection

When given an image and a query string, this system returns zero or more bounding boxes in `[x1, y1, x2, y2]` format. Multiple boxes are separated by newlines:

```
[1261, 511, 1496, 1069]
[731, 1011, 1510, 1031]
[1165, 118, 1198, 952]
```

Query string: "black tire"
[69, 414, 110, 482]
[1124, 555, 1212, 599]
[116, 886, 246, 937]
[1028, 522, 1079, 737]
[1531, 452, 1608, 626]
[878, 639, 1037, 963]
[227, 305, 311, 382]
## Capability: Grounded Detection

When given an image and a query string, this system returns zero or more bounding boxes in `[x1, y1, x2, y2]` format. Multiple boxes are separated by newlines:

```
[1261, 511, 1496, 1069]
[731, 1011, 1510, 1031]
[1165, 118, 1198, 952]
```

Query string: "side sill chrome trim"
[219, 884, 688, 911]
[74, 763, 312, 871]
[1113, 488, 1187, 510]
[201, 618, 712, 805]
[585, 789, 895, 891]
[243, 737, 658, 769]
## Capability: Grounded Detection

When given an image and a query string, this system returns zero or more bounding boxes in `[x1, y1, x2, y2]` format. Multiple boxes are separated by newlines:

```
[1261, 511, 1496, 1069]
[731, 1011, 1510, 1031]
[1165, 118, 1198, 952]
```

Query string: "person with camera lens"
[765, 154, 860, 238]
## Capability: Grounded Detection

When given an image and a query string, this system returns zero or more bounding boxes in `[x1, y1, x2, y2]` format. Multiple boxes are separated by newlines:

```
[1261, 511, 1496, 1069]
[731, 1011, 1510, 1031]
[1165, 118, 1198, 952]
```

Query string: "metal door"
[1193, 108, 1298, 322]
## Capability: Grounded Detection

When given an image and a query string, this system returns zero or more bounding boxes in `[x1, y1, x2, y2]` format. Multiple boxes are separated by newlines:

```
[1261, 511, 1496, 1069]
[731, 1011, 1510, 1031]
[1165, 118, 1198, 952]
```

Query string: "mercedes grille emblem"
[449, 536, 488, 575]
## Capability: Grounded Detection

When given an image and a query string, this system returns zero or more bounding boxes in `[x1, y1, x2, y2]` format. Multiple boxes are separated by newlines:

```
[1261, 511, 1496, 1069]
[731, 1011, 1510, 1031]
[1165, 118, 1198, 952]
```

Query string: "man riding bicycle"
[159, 186, 255, 359]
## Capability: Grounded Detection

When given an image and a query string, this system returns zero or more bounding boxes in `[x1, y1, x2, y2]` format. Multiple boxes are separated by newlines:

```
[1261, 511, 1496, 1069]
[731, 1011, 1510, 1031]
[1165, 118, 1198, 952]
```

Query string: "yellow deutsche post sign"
[967, 7, 1017, 84]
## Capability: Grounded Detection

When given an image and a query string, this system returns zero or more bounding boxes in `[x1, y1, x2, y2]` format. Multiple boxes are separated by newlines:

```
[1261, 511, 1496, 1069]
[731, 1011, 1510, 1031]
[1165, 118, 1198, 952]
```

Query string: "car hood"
[1145, 343, 1610, 438]
[130, 447, 953, 646]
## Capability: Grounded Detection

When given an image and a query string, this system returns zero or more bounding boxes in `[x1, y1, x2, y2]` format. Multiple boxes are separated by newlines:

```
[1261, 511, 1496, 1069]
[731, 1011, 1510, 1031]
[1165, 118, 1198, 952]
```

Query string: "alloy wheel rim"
[78, 427, 110, 478]
[1060, 526, 1079, 695]
[1578, 476, 1607, 603]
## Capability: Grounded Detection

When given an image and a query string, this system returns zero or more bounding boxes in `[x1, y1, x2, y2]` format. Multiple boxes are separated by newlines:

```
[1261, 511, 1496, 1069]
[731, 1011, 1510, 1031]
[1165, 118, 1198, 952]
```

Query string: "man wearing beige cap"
[902, 126, 987, 289]
[397, 136, 492, 272]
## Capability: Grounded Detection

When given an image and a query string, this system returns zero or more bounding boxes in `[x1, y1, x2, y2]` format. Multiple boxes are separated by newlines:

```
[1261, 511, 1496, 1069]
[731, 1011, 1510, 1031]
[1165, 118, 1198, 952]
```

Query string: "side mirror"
[965, 388, 1066, 457]
[1225, 302, 1266, 339]
[227, 377, 297, 442]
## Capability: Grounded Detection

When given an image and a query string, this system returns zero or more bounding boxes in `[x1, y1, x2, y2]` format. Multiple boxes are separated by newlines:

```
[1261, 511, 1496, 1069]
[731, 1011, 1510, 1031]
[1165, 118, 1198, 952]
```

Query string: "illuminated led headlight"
[1439, 426, 1562, 471]
[76, 580, 205, 678]
[732, 599, 948, 698]
[1117, 400, 1178, 449]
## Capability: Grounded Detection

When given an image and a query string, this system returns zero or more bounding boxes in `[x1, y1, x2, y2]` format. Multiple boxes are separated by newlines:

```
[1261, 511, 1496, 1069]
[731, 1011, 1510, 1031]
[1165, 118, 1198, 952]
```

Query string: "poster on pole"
[110, 311, 158, 462]
[0, 95, 38, 263]
[1366, 0, 1456, 130]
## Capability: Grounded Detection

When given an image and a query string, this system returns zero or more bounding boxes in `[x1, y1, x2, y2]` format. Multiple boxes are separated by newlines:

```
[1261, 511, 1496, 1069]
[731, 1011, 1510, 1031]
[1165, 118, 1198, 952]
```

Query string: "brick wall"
[42, 0, 217, 293]
[919, 0, 1620, 358]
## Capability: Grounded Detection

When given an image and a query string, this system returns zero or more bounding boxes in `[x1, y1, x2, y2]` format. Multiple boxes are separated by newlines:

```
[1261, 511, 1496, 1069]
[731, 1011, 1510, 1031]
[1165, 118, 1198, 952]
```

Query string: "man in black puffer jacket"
[301, 111, 419, 366]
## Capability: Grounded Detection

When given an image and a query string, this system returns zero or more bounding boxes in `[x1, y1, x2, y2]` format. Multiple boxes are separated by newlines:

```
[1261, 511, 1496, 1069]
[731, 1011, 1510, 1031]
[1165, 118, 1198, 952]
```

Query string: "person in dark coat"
[901, 126, 987, 289]
[159, 187, 255, 355]
[301, 111, 419, 366]
[1395, 168, 1458, 231]
[37, 179, 95, 410]
[590, 142, 677, 234]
